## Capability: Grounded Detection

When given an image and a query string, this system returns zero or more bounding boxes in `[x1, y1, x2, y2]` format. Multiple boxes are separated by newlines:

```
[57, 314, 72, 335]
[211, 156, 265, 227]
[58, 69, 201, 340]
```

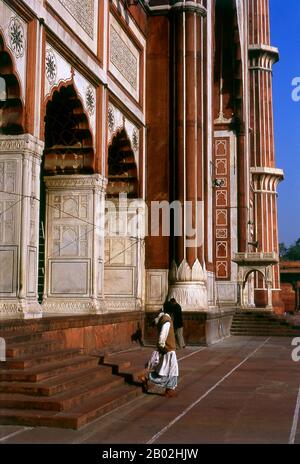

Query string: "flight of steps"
[0, 330, 143, 429]
[231, 311, 300, 337]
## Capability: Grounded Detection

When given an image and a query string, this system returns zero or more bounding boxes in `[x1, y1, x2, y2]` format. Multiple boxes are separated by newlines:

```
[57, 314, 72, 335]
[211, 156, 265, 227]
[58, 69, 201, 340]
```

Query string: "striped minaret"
[168, 0, 208, 311]
[248, 0, 284, 312]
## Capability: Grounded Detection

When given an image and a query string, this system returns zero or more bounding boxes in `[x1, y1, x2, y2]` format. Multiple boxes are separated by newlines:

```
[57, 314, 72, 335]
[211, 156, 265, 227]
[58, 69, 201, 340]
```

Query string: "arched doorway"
[243, 269, 266, 309]
[39, 84, 95, 303]
[104, 128, 144, 312]
[0, 35, 24, 134]
[41, 84, 106, 314]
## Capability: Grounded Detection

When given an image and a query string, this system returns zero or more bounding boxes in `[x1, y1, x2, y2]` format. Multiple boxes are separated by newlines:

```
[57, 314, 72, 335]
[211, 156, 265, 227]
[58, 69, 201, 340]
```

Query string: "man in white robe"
[145, 310, 179, 397]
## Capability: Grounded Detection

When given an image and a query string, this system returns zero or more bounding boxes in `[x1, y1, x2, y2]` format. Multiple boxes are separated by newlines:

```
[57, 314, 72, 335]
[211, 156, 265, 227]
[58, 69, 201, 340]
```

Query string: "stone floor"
[0, 336, 299, 444]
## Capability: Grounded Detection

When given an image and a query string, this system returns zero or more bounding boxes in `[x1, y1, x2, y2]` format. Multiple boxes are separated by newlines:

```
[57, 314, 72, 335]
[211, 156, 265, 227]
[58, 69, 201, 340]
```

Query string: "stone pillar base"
[0, 300, 42, 319]
[168, 281, 208, 311]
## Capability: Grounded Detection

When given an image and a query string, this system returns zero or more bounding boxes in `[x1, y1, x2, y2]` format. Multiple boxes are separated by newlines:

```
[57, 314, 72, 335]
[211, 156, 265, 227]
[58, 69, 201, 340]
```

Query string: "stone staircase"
[0, 329, 144, 429]
[231, 311, 300, 337]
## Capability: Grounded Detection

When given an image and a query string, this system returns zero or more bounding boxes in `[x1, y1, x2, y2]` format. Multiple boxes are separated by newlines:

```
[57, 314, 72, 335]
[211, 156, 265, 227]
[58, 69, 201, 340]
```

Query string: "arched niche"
[107, 128, 138, 198]
[44, 84, 94, 174]
[0, 34, 24, 135]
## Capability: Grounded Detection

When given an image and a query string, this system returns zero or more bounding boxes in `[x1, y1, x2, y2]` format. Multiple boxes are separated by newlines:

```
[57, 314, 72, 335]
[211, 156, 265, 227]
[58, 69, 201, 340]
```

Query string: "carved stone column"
[248, 0, 284, 312]
[168, 1, 208, 311]
[0, 134, 43, 318]
[43, 174, 107, 314]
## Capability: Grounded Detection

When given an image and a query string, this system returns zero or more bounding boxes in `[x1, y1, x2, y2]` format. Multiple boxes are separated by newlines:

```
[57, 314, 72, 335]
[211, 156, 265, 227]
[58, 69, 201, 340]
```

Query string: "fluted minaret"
[248, 0, 284, 312]
[168, 0, 208, 310]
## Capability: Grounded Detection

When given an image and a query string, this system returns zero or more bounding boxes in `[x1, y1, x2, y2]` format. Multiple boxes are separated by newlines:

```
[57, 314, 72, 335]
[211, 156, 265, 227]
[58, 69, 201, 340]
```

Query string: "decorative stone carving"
[110, 26, 138, 91]
[43, 299, 102, 314]
[132, 129, 139, 152]
[168, 282, 208, 312]
[168, 259, 208, 311]
[108, 105, 115, 133]
[107, 102, 140, 165]
[85, 85, 95, 116]
[85, 85, 96, 116]
[169, 259, 207, 283]
[8, 17, 25, 58]
[58, 0, 95, 39]
[45, 49, 57, 85]
[104, 298, 141, 312]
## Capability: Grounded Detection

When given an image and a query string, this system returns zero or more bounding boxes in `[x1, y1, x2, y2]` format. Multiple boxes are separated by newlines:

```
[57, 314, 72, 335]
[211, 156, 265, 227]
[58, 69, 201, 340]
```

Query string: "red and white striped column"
[168, 0, 208, 311]
[248, 0, 284, 312]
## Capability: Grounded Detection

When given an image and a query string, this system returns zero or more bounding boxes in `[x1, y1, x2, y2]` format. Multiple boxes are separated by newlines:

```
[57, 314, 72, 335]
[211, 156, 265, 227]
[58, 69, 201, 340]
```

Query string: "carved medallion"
[45, 49, 57, 85]
[8, 17, 24, 58]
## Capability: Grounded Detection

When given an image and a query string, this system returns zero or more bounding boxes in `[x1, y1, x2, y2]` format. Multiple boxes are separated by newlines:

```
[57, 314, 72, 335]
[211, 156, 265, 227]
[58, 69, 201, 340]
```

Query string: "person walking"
[169, 298, 186, 349]
[141, 306, 179, 397]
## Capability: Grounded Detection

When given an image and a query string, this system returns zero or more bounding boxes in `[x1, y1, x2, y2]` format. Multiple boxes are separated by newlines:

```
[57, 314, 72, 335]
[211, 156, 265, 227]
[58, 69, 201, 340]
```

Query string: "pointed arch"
[0, 33, 24, 134]
[243, 269, 266, 289]
[43, 84, 94, 174]
[107, 128, 138, 198]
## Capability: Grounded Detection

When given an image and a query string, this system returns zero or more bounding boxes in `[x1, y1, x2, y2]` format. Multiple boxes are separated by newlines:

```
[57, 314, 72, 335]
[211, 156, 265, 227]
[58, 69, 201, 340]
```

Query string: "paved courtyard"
[0, 336, 299, 445]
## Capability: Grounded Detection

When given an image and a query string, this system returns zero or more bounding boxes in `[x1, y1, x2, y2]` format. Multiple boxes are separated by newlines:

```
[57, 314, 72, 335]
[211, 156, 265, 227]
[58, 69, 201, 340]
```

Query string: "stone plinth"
[0, 135, 44, 319]
[42, 174, 107, 314]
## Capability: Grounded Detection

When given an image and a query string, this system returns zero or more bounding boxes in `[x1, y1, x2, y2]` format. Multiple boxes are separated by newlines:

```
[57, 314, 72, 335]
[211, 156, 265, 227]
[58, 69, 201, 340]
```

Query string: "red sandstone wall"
[280, 283, 296, 313]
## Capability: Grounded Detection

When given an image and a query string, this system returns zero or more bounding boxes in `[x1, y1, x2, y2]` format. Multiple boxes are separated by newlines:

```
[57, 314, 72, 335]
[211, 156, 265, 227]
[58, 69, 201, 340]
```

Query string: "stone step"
[0, 356, 99, 382]
[231, 323, 289, 329]
[0, 349, 82, 370]
[232, 333, 296, 337]
[0, 374, 126, 412]
[0, 365, 113, 396]
[100, 357, 132, 373]
[231, 311, 300, 337]
[233, 317, 286, 323]
[0, 332, 44, 344]
[0, 384, 141, 429]
[6, 339, 65, 358]
[231, 329, 297, 336]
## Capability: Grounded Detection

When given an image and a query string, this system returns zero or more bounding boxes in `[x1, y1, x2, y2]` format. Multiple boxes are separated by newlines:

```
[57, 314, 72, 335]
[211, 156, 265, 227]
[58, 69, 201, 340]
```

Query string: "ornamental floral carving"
[85, 85, 95, 116]
[108, 105, 115, 133]
[8, 17, 25, 58]
[45, 49, 57, 85]
[132, 129, 139, 152]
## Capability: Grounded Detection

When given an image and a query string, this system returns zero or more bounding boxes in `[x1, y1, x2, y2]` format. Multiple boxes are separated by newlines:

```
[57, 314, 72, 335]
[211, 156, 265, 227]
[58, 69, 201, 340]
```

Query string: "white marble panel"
[50, 260, 89, 295]
[216, 282, 238, 304]
[104, 267, 134, 297]
[146, 269, 168, 305]
[27, 247, 37, 295]
[0, 247, 17, 296]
